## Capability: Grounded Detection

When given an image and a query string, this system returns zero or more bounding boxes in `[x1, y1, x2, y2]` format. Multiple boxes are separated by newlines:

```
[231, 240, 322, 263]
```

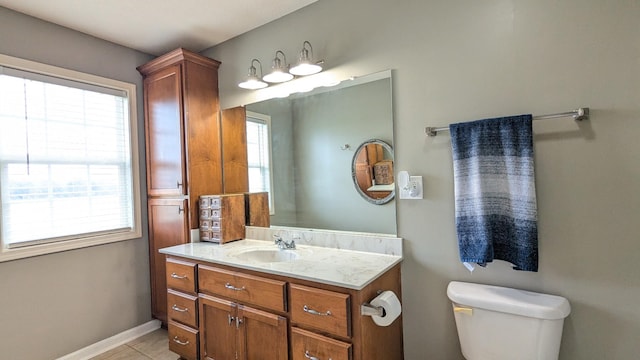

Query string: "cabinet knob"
[176, 180, 183, 189]
[178, 206, 184, 214]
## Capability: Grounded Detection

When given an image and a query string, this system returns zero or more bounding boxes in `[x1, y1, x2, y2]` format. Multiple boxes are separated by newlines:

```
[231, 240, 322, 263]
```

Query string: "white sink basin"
[230, 248, 304, 263]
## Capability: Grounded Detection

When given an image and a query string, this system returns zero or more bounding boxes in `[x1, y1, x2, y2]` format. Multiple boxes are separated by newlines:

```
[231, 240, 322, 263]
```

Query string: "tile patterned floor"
[90, 328, 180, 360]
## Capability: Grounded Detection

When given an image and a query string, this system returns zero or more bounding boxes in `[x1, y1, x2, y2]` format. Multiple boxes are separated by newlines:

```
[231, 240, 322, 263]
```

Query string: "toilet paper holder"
[360, 303, 385, 317]
[361, 290, 385, 317]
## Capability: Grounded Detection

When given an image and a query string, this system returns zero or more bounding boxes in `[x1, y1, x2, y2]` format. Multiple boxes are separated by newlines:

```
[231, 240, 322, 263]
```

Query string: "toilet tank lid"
[447, 281, 571, 320]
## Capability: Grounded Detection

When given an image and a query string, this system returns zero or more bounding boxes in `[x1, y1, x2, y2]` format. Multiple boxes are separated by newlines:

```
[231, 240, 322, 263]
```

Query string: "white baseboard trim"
[57, 319, 161, 360]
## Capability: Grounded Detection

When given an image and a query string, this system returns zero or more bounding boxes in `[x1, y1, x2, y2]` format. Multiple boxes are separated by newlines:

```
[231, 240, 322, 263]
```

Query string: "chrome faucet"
[273, 234, 296, 250]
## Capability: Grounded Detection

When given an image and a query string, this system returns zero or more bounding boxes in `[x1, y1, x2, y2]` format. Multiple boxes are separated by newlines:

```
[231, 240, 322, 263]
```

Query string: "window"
[0, 54, 141, 262]
[246, 111, 274, 214]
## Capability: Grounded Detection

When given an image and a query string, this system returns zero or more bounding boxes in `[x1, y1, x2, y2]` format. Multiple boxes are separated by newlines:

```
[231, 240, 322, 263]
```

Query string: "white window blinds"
[246, 111, 274, 213]
[0, 66, 134, 247]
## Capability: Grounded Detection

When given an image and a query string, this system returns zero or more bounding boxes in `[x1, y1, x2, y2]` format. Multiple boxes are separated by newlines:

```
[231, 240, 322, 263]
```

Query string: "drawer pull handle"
[305, 351, 332, 360]
[172, 336, 189, 346]
[171, 304, 188, 312]
[303, 305, 332, 316]
[170, 273, 188, 280]
[304, 351, 319, 360]
[225, 283, 246, 291]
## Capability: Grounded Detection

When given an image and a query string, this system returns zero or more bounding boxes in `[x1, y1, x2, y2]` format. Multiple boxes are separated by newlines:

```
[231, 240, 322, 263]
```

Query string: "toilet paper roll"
[370, 290, 402, 326]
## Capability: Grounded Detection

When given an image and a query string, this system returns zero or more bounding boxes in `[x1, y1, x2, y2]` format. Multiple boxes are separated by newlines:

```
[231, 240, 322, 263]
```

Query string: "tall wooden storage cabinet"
[138, 48, 223, 324]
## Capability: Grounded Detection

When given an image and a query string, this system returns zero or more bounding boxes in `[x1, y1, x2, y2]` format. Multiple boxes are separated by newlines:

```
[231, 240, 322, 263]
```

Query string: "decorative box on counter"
[374, 160, 394, 185]
[199, 194, 245, 244]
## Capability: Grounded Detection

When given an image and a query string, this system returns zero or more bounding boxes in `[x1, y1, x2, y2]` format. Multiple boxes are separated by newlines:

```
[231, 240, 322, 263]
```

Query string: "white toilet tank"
[447, 281, 571, 360]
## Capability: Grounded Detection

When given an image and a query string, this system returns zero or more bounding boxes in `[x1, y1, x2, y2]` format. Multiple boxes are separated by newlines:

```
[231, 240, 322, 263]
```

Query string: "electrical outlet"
[399, 175, 423, 199]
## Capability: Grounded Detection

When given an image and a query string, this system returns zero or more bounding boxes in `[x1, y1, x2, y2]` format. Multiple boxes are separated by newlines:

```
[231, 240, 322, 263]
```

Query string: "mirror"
[352, 139, 394, 205]
[243, 70, 396, 234]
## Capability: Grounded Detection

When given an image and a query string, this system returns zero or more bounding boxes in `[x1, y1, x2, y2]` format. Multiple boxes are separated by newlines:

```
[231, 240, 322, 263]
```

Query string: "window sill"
[0, 228, 142, 263]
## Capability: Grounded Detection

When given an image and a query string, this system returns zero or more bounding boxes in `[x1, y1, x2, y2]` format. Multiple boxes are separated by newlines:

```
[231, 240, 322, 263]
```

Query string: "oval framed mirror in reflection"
[351, 139, 395, 205]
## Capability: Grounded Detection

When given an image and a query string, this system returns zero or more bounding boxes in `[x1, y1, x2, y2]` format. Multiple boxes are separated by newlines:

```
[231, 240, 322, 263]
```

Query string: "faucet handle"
[273, 234, 282, 244]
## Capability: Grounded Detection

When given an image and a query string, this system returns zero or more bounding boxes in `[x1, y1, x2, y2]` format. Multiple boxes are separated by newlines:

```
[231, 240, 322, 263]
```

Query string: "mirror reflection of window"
[246, 111, 275, 214]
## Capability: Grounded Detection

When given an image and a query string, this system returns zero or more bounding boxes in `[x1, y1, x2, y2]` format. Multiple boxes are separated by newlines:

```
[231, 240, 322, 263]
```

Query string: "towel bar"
[425, 107, 589, 137]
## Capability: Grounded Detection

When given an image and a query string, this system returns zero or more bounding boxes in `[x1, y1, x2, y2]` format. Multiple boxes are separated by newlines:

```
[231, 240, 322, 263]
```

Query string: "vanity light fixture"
[238, 59, 268, 89]
[289, 41, 323, 76]
[263, 50, 294, 83]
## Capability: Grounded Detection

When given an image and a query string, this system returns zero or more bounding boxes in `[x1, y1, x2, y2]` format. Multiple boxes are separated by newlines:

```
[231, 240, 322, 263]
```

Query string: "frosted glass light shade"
[263, 50, 294, 83]
[289, 41, 323, 76]
[239, 75, 268, 89]
[238, 59, 268, 89]
[263, 69, 294, 83]
[289, 62, 322, 76]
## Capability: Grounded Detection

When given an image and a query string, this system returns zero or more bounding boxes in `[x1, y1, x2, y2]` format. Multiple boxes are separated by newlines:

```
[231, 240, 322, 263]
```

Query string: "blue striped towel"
[450, 114, 538, 272]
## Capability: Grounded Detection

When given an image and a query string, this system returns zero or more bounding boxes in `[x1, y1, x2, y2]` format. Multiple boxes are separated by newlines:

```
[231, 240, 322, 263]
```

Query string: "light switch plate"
[399, 175, 423, 199]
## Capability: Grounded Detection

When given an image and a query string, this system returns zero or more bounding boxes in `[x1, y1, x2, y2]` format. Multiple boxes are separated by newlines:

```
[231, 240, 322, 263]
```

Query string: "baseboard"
[57, 319, 161, 360]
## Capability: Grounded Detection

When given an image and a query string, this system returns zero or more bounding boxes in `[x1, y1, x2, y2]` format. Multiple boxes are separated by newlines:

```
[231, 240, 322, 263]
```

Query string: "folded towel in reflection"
[450, 114, 538, 272]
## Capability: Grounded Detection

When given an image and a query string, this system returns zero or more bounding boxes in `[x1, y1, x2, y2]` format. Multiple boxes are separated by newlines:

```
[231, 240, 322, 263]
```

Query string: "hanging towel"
[450, 114, 538, 272]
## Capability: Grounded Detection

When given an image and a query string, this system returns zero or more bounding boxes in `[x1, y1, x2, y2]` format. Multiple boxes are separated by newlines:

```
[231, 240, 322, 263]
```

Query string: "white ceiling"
[0, 0, 318, 55]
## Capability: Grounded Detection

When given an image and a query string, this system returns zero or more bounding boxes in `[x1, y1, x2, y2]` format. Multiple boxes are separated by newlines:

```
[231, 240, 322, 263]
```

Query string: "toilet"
[447, 281, 571, 360]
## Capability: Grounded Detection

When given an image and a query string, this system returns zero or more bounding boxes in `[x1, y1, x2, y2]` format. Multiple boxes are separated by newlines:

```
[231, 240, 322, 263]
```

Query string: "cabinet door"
[144, 64, 186, 197]
[199, 294, 238, 360]
[148, 198, 189, 323]
[182, 60, 223, 229]
[237, 305, 288, 360]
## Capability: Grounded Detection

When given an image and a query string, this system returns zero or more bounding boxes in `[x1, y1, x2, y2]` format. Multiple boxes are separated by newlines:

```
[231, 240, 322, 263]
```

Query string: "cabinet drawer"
[290, 284, 351, 338]
[199, 219, 221, 231]
[200, 208, 211, 220]
[166, 258, 197, 295]
[291, 327, 352, 360]
[167, 289, 198, 328]
[210, 208, 221, 219]
[168, 321, 199, 360]
[199, 265, 286, 312]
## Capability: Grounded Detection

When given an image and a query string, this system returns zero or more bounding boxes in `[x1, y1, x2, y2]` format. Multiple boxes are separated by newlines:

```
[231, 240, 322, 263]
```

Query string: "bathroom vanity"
[160, 237, 403, 360]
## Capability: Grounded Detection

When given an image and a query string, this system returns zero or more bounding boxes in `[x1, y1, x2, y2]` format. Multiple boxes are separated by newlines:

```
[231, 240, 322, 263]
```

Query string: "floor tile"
[128, 328, 168, 347]
[97, 346, 150, 360]
[129, 328, 180, 360]
[92, 328, 180, 360]
[89, 345, 129, 360]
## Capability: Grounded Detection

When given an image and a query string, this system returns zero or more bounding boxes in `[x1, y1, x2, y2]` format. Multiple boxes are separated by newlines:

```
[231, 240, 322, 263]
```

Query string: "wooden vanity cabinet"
[165, 257, 403, 360]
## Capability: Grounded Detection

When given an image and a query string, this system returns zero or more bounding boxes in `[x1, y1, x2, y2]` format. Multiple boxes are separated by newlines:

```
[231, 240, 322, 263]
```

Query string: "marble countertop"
[159, 239, 402, 290]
